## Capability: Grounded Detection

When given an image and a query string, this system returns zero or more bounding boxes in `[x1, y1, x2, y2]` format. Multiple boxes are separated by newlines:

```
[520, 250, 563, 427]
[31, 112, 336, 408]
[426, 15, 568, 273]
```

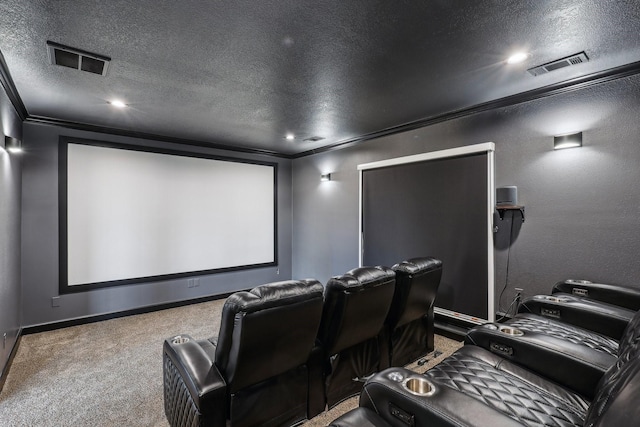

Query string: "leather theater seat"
[552, 279, 640, 311]
[465, 308, 640, 398]
[314, 265, 396, 410]
[163, 279, 324, 427]
[383, 257, 442, 368]
[329, 308, 640, 427]
[517, 292, 636, 340]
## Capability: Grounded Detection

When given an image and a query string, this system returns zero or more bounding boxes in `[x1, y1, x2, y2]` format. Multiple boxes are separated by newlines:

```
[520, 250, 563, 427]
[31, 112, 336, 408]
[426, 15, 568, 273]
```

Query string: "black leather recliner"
[383, 257, 442, 368]
[552, 279, 640, 311]
[472, 287, 640, 383]
[516, 293, 636, 340]
[465, 308, 640, 399]
[315, 266, 396, 410]
[329, 307, 640, 427]
[163, 279, 324, 427]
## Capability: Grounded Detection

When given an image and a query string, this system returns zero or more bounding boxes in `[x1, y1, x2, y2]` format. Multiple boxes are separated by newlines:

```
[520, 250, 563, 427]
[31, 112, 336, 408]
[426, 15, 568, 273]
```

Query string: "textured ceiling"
[1, 1, 640, 156]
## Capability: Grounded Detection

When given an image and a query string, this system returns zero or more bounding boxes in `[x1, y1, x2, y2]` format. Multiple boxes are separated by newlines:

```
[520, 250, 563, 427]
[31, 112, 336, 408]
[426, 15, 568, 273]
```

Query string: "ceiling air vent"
[303, 136, 325, 142]
[527, 52, 589, 76]
[47, 41, 111, 76]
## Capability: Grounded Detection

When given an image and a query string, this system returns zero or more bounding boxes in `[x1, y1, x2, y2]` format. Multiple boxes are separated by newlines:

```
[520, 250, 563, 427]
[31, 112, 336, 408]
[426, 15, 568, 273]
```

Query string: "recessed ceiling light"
[109, 100, 127, 108]
[285, 134, 295, 140]
[506, 52, 529, 64]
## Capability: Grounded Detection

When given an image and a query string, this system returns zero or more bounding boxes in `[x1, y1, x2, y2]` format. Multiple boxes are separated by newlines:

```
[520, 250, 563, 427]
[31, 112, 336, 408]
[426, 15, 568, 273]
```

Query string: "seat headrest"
[327, 265, 396, 291]
[224, 279, 324, 314]
[392, 257, 442, 276]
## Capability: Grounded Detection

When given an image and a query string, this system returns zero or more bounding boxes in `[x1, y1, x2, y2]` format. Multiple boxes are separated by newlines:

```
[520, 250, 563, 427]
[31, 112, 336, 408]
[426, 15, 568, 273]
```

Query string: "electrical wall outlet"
[51, 296, 61, 307]
[514, 288, 523, 301]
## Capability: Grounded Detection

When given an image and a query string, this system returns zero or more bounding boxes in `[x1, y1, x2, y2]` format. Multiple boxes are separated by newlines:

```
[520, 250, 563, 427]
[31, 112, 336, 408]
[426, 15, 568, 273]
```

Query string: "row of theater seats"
[330, 279, 640, 427]
[162, 257, 443, 427]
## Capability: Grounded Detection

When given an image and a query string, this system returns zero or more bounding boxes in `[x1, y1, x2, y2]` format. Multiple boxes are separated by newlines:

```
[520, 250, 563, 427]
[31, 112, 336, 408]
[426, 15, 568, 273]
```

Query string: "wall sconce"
[3, 136, 23, 153]
[553, 132, 582, 150]
[320, 173, 331, 182]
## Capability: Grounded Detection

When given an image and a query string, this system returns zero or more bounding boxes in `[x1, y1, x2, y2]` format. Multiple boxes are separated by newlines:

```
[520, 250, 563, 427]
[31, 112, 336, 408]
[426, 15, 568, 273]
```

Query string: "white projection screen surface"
[61, 140, 276, 291]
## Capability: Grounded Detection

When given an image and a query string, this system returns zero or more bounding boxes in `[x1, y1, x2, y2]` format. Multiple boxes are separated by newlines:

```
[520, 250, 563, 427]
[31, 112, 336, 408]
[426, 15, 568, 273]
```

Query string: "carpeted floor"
[0, 299, 462, 426]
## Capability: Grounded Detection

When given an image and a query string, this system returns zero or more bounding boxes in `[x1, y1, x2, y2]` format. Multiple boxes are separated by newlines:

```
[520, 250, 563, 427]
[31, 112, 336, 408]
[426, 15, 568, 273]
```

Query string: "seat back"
[215, 279, 324, 392]
[617, 308, 640, 357]
[585, 328, 640, 426]
[318, 266, 396, 356]
[317, 266, 396, 408]
[387, 257, 442, 329]
[383, 257, 442, 367]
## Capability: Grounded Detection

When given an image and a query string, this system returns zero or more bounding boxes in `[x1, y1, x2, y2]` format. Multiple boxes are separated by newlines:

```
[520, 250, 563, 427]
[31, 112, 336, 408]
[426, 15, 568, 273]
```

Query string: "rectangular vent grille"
[527, 52, 589, 76]
[303, 136, 325, 142]
[47, 41, 111, 76]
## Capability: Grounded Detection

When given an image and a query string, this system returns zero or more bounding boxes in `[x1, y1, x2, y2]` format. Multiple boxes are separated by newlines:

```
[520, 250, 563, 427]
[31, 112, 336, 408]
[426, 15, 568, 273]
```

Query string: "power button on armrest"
[490, 341, 514, 356]
[541, 307, 561, 319]
[389, 403, 415, 427]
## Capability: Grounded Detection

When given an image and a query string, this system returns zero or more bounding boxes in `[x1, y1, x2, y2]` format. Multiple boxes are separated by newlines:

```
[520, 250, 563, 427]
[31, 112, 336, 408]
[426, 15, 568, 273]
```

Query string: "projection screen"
[358, 143, 495, 323]
[59, 139, 277, 292]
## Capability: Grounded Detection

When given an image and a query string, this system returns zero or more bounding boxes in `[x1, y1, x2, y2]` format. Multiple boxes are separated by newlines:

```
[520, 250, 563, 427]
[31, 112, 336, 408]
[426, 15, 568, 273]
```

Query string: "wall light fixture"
[2, 136, 23, 153]
[554, 132, 582, 150]
[320, 173, 331, 182]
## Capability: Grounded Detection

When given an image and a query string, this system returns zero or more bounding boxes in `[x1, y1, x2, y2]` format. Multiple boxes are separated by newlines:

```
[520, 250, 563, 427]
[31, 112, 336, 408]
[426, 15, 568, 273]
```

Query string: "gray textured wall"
[21, 123, 292, 328]
[0, 85, 22, 377]
[292, 74, 640, 313]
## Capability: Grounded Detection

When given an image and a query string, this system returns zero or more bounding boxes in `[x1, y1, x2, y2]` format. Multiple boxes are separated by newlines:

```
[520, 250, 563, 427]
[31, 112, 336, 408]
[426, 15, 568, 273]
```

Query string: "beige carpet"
[0, 299, 462, 426]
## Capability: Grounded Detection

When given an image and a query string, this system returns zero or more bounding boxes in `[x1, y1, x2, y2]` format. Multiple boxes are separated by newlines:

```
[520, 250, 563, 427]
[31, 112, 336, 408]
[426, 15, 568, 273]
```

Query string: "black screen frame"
[358, 143, 495, 322]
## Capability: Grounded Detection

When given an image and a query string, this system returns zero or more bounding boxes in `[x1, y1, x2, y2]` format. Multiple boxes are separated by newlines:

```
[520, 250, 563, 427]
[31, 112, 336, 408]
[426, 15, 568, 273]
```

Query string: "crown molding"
[6, 52, 640, 159]
[291, 59, 640, 158]
[25, 115, 290, 159]
[0, 50, 28, 120]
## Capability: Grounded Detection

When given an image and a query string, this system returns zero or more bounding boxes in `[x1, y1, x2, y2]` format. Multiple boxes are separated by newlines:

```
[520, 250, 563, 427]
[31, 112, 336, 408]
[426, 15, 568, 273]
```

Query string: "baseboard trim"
[434, 321, 467, 341]
[0, 328, 23, 394]
[23, 291, 242, 335]
[495, 311, 515, 323]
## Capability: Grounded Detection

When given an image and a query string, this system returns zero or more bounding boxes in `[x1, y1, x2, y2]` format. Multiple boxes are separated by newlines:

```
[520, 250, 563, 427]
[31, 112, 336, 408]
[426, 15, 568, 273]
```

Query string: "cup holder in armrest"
[565, 279, 592, 285]
[535, 295, 570, 303]
[171, 335, 190, 345]
[402, 377, 436, 397]
[498, 326, 524, 337]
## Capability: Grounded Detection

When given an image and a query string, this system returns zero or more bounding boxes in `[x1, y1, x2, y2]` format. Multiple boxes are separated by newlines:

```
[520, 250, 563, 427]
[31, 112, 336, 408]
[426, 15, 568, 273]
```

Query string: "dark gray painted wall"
[292, 73, 640, 312]
[0, 84, 22, 376]
[21, 122, 292, 328]
[16, 72, 640, 328]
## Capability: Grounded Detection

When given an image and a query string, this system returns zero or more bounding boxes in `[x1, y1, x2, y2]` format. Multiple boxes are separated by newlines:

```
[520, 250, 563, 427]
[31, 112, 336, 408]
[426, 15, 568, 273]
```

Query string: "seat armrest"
[358, 368, 523, 427]
[465, 324, 616, 398]
[163, 335, 226, 426]
[518, 294, 635, 340]
[552, 280, 640, 311]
